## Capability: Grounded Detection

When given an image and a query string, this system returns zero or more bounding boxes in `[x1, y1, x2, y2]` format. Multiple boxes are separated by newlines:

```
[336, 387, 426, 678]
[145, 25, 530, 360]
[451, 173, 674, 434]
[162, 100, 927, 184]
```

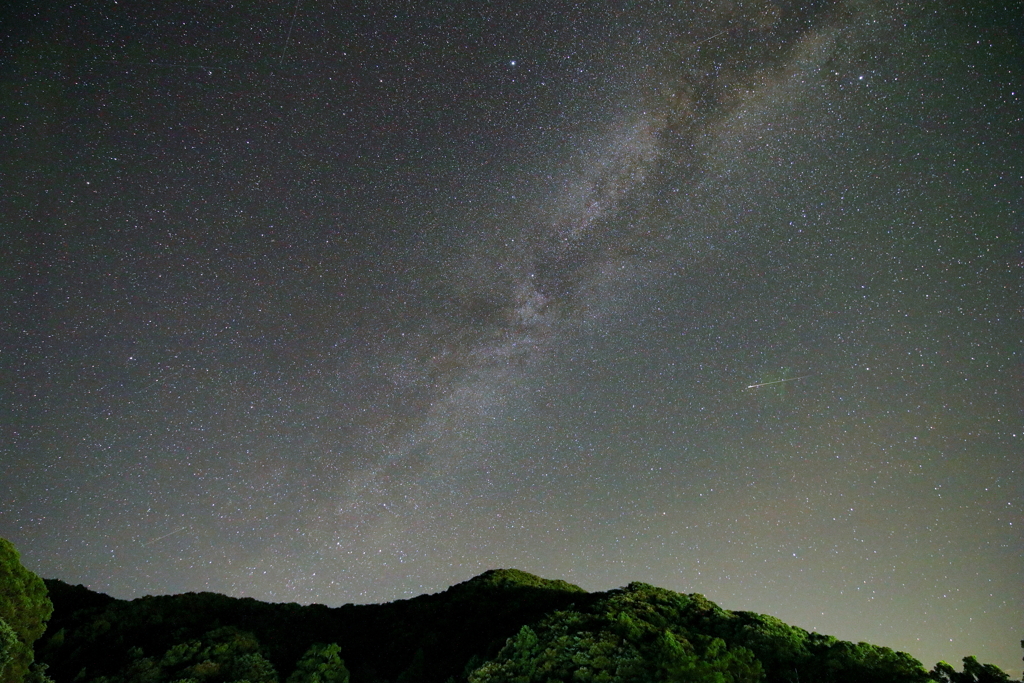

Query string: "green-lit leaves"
[0, 539, 53, 683]
[469, 586, 762, 683]
[930, 657, 1017, 683]
[286, 643, 349, 683]
[83, 626, 278, 683]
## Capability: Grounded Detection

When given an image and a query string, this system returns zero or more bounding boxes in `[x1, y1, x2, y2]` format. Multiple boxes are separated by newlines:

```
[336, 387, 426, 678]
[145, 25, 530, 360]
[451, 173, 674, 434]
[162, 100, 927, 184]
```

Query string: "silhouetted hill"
[40, 569, 594, 683]
[34, 569, 1015, 683]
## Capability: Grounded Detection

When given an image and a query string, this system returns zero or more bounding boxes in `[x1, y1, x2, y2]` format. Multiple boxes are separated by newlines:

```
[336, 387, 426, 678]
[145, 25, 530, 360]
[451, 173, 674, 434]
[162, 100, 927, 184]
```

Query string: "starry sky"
[2, 0, 1022, 674]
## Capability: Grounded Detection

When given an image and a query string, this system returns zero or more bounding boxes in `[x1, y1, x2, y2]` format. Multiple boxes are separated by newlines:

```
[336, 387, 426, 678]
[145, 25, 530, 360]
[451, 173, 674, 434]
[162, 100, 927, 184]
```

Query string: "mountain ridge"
[35, 569, 1018, 683]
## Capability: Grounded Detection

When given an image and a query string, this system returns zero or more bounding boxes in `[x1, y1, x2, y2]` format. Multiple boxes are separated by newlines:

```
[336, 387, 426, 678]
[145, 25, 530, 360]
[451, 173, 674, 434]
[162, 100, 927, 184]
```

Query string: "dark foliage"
[468, 582, 939, 683]
[0, 539, 53, 683]
[32, 569, 1021, 683]
[930, 657, 1017, 683]
[38, 569, 593, 683]
[0, 618, 18, 679]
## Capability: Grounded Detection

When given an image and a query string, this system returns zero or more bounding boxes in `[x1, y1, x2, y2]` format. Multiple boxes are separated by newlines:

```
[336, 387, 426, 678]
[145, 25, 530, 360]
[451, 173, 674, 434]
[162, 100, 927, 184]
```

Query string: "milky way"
[2, 0, 1021, 674]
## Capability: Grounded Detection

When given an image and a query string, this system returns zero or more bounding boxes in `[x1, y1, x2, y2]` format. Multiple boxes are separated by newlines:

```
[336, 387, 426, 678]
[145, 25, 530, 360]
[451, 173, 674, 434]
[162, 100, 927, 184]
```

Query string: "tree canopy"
[931, 657, 1017, 683]
[0, 539, 53, 683]
[20, 559, 1021, 683]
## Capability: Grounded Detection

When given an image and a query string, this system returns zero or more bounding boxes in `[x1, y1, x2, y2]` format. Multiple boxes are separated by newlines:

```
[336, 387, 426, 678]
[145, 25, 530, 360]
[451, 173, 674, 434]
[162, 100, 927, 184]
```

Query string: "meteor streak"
[745, 375, 810, 389]
[689, 30, 729, 46]
[142, 527, 187, 546]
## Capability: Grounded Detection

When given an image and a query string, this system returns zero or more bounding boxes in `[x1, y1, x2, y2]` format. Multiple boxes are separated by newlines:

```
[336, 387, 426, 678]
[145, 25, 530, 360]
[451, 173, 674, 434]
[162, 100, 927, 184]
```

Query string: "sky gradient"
[2, 0, 1022, 675]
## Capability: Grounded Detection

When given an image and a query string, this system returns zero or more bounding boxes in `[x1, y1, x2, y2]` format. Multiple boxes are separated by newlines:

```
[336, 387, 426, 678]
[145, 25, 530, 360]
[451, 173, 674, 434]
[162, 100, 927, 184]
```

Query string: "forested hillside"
[30, 568, 1019, 683]
[38, 569, 590, 683]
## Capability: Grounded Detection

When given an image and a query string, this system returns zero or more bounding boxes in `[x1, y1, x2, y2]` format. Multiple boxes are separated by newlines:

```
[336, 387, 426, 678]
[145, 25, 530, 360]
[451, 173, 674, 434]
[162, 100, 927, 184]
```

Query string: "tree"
[468, 591, 763, 683]
[930, 657, 1016, 683]
[0, 539, 53, 683]
[0, 618, 17, 679]
[169, 626, 279, 683]
[285, 643, 349, 683]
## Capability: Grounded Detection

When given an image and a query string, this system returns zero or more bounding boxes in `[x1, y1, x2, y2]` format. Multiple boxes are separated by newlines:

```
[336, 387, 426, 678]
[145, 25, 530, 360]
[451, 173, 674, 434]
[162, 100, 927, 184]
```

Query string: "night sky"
[2, 0, 1022, 674]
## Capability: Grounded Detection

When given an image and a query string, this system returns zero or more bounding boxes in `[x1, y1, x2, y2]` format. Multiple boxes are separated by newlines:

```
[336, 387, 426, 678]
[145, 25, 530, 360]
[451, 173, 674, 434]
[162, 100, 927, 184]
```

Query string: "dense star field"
[1, 0, 1021, 675]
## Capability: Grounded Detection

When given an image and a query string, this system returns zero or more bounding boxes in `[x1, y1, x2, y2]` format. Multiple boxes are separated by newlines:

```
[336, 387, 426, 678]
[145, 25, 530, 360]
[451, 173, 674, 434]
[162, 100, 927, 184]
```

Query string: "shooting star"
[689, 29, 730, 46]
[745, 375, 811, 390]
[142, 527, 188, 546]
[280, 0, 303, 64]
